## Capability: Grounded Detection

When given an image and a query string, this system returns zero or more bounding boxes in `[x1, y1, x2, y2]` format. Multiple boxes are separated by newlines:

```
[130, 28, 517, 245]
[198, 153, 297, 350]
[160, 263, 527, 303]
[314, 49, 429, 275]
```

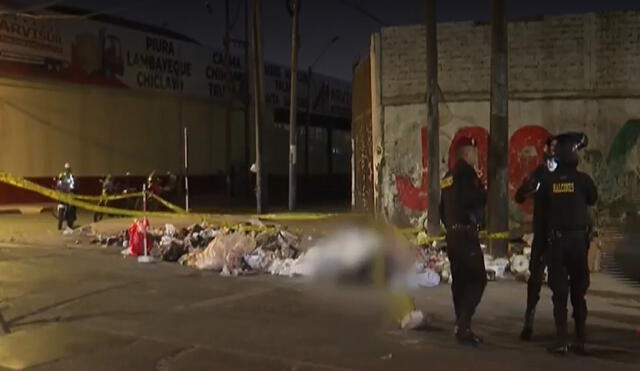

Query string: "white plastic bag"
[405, 263, 441, 288]
[164, 224, 176, 237]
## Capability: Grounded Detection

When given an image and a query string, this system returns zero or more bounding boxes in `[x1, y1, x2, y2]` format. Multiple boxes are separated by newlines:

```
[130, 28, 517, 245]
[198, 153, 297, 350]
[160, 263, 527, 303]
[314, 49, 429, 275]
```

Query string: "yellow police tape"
[0, 172, 511, 240]
[74, 192, 144, 202]
[400, 228, 511, 244]
[410, 231, 510, 245]
[149, 193, 187, 214]
[0, 172, 338, 224]
[0, 173, 182, 217]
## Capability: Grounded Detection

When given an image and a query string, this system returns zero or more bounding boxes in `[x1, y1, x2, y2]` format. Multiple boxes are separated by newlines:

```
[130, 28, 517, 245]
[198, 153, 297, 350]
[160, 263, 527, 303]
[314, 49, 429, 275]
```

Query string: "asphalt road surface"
[0, 214, 638, 370]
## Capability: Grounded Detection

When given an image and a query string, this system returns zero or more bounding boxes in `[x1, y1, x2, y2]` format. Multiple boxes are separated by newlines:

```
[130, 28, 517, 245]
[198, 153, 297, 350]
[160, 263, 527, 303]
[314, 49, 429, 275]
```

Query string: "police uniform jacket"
[540, 165, 597, 232]
[439, 160, 487, 229]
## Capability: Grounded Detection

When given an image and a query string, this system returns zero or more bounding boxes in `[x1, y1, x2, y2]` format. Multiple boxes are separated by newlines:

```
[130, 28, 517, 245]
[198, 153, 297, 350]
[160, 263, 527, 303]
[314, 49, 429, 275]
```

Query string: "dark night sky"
[9, 0, 640, 80]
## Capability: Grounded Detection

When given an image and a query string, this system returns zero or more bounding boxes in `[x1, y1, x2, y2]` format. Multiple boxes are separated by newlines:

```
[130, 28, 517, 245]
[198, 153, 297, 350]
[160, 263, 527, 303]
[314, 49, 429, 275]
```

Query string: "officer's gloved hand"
[545, 157, 558, 172]
[520, 176, 539, 197]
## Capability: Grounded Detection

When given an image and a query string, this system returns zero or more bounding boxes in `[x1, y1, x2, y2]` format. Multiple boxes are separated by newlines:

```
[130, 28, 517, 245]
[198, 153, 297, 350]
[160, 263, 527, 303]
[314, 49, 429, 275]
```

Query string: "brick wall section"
[594, 12, 640, 91]
[380, 11, 640, 105]
[437, 22, 491, 95]
[380, 25, 428, 104]
[509, 16, 585, 92]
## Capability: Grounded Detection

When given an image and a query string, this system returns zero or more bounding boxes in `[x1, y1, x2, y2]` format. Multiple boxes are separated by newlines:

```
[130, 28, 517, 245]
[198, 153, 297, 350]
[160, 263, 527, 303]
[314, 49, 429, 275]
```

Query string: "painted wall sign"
[0, 13, 351, 118]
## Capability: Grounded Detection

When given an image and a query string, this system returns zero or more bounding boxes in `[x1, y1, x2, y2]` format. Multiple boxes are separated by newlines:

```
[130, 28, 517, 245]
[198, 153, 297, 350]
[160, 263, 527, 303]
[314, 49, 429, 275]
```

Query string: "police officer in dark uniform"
[439, 137, 487, 346]
[515, 136, 558, 340]
[540, 135, 597, 355]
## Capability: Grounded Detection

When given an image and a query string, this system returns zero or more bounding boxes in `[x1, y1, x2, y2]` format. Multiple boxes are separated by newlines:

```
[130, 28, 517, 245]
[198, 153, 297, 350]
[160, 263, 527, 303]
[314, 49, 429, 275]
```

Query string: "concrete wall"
[371, 11, 640, 226]
[0, 76, 245, 177]
[0, 75, 352, 205]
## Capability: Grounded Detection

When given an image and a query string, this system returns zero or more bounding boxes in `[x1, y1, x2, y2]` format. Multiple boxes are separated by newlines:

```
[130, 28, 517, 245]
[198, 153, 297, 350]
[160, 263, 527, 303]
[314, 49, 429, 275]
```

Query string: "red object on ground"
[128, 219, 153, 256]
[636, 326, 640, 335]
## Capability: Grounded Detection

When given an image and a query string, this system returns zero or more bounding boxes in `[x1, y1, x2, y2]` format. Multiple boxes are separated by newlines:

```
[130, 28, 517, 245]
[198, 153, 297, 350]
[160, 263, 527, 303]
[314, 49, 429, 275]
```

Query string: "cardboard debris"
[180, 231, 257, 271]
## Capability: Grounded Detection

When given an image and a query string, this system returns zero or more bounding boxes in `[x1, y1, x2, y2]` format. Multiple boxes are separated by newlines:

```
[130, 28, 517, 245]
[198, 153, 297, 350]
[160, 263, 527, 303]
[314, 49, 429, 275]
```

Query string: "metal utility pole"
[183, 127, 190, 212]
[243, 0, 251, 198]
[326, 126, 333, 175]
[252, 0, 267, 213]
[488, 0, 509, 255]
[224, 0, 233, 199]
[425, 0, 440, 236]
[287, 0, 300, 211]
[304, 66, 312, 177]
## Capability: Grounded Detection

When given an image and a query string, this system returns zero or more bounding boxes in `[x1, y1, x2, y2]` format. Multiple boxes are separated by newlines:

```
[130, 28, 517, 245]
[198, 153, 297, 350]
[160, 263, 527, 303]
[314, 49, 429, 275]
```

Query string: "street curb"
[0, 205, 54, 215]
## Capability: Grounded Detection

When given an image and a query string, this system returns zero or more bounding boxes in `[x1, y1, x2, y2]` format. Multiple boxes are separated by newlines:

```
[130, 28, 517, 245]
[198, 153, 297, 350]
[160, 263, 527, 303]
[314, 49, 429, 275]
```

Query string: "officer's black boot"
[520, 309, 535, 341]
[452, 316, 460, 336]
[547, 324, 569, 355]
[570, 321, 590, 356]
[455, 327, 483, 346]
[570, 342, 588, 356]
[547, 342, 569, 355]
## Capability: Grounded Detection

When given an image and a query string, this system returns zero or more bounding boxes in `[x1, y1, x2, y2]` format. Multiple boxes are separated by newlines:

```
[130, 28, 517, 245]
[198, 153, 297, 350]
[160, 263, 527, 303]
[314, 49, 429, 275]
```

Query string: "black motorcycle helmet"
[554, 132, 588, 151]
[554, 132, 588, 167]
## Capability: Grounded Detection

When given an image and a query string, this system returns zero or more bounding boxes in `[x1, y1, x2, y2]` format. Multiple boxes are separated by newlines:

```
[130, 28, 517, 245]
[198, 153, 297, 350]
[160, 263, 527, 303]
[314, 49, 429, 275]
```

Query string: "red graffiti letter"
[508, 125, 552, 215]
[395, 128, 429, 211]
[395, 125, 551, 217]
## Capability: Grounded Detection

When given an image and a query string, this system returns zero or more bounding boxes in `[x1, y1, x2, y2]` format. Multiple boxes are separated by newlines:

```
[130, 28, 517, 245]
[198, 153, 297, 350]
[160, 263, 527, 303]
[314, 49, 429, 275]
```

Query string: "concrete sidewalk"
[0, 203, 55, 215]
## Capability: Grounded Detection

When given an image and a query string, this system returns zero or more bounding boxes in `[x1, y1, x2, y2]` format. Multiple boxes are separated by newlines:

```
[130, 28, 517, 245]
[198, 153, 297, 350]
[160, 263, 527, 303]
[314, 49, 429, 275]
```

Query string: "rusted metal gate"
[351, 55, 374, 212]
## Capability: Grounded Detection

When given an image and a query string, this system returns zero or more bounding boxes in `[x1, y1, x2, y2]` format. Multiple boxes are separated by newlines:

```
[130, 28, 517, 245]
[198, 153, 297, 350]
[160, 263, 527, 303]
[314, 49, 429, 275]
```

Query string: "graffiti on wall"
[394, 128, 429, 211]
[395, 120, 640, 221]
[395, 125, 552, 220]
[583, 119, 640, 216]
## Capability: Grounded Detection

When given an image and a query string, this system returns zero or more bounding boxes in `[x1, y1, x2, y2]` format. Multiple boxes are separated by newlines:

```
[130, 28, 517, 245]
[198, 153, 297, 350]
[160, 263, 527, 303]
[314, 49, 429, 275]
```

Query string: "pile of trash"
[92, 220, 542, 286]
[93, 222, 423, 284]
[507, 233, 549, 282]
[180, 228, 302, 276]
[92, 221, 305, 276]
[411, 233, 539, 284]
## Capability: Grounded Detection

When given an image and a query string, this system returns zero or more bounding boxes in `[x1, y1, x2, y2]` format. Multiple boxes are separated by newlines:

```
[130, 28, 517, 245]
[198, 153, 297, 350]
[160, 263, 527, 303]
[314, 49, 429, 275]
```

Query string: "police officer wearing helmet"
[57, 163, 75, 193]
[439, 137, 487, 346]
[540, 133, 597, 355]
[515, 135, 558, 341]
[56, 163, 77, 229]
